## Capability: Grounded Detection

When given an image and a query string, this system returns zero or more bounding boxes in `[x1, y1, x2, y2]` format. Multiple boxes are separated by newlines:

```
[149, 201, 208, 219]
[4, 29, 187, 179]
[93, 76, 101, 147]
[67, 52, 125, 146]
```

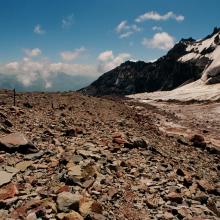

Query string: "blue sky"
[0, 0, 219, 89]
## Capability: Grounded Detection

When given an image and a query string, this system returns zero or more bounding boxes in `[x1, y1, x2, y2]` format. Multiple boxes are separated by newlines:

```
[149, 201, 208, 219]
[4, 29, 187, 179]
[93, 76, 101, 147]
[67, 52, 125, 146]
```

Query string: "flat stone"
[24, 150, 44, 160]
[0, 133, 38, 154]
[82, 178, 95, 189]
[77, 150, 100, 160]
[15, 161, 33, 172]
[165, 192, 183, 204]
[57, 211, 83, 220]
[66, 163, 82, 176]
[57, 192, 80, 212]
[5, 166, 19, 173]
[197, 180, 215, 193]
[0, 171, 14, 186]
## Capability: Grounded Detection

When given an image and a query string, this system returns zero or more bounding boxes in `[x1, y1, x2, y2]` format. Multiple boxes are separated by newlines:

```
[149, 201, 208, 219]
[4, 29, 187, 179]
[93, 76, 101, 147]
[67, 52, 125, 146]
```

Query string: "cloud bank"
[0, 57, 96, 88]
[0, 48, 132, 89]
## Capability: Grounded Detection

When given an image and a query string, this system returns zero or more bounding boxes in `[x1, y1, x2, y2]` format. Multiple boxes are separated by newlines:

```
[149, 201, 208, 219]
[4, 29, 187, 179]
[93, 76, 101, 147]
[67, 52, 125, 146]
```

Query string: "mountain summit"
[80, 27, 220, 96]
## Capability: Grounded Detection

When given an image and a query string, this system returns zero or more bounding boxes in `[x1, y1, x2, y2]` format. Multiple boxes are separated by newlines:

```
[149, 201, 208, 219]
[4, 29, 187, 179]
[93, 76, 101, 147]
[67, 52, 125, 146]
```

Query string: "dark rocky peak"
[180, 37, 196, 43]
[166, 42, 188, 60]
[203, 27, 220, 40]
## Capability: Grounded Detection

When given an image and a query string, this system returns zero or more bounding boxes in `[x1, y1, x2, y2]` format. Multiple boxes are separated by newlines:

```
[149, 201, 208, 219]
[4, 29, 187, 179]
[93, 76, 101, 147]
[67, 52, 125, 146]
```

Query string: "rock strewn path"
[0, 91, 219, 219]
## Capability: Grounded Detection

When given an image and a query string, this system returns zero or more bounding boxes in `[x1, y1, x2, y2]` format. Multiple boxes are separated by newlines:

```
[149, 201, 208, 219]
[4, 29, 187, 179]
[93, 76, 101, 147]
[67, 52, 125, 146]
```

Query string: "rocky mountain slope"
[129, 29, 220, 102]
[80, 27, 220, 96]
[0, 90, 219, 219]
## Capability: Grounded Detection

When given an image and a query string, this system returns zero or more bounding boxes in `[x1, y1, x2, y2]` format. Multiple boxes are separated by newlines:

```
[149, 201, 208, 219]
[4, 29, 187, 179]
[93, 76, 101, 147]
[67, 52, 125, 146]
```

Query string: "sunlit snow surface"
[128, 80, 220, 102]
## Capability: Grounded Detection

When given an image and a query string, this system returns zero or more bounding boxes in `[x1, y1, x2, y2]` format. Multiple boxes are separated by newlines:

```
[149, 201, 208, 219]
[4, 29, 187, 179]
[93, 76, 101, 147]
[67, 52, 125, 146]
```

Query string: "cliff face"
[80, 28, 220, 96]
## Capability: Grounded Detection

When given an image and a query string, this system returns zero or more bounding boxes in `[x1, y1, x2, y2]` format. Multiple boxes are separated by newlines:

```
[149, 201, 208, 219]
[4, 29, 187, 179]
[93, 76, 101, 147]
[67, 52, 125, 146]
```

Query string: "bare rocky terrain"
[0, 89, 219, 220]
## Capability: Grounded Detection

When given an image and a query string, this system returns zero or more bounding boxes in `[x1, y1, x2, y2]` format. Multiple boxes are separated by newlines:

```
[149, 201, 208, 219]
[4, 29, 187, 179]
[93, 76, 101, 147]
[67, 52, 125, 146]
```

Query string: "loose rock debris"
[0, 90, 219, 219]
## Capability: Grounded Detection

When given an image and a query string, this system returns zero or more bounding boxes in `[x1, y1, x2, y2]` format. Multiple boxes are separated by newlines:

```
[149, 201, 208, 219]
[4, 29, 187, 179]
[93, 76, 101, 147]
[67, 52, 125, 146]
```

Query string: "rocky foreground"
[0, 90, 219, 220]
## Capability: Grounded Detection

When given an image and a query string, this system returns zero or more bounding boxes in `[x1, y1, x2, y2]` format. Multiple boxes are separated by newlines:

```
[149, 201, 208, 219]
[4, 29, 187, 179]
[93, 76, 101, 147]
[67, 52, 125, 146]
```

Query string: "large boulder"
[0, 133, 38, 153]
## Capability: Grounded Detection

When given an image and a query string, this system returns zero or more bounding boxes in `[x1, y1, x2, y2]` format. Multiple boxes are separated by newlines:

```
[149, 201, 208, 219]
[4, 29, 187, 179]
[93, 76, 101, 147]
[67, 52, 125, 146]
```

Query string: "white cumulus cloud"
[60, 47, 86, 61]
[97, 50, 132, 72]
[142, 32, 175, 50]
[24, 48, 42, 57]
[34, 24, 45, 34]
[136, 11, 184, 22]
[116, 20, 141, 39]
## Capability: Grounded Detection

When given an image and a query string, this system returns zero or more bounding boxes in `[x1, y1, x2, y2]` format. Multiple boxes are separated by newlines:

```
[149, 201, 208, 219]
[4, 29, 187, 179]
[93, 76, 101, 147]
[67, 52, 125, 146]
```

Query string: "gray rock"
[24, 150, 44, 160]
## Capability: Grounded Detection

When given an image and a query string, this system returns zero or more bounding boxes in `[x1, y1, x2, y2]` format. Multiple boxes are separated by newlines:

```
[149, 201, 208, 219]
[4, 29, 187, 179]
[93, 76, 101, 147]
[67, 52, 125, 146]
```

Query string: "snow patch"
[128, 79, 220, 102]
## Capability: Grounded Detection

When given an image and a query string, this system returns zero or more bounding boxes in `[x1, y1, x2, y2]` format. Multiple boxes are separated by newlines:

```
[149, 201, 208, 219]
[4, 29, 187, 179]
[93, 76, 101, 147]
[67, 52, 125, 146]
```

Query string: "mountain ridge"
[80, 27, 220, 96]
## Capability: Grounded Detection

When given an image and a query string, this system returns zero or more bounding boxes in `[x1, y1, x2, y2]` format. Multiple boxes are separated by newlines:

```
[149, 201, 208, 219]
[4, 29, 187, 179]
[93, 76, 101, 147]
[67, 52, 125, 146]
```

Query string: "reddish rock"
[91, 202, 103, 214]
[112, 133, 123, 138]
[56, 185, 70, 193]
[113, 137, 127, 144]
[165, 192, 183, 204]
[197, 180, 215, 193]
[0, 133, 38, 153]
[0, 183, 18, 200]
